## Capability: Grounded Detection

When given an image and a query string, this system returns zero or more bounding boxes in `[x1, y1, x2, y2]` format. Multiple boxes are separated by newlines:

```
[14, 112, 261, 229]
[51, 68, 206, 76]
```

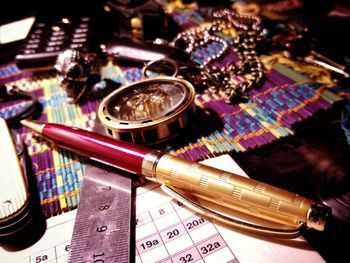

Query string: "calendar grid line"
[135, 196, 238, 263]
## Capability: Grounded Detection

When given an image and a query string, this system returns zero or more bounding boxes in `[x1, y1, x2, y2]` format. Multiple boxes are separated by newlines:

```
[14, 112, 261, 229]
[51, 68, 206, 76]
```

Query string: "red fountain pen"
[21, 119, 331, 237]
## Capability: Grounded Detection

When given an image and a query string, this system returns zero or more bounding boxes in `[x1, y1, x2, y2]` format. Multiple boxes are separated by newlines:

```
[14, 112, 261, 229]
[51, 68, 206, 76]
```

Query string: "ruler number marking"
[96, 185, 111, 232]
[96, 225, 108, 232]
[99, 204, 110, 211]
[69, 164, 132, 262]
[93, 252, 105, 263]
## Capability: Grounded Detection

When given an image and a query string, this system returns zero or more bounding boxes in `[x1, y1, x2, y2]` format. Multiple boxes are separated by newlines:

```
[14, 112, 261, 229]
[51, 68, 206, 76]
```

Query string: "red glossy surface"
[43, 123, 151, 175]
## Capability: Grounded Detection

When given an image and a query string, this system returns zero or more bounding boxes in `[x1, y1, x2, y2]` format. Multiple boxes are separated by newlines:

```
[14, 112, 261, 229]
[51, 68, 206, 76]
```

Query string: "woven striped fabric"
[0, 2, 344, 218]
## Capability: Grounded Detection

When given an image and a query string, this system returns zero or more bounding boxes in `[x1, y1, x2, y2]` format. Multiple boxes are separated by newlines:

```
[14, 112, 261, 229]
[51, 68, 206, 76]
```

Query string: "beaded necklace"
[170, 8, 265, 103]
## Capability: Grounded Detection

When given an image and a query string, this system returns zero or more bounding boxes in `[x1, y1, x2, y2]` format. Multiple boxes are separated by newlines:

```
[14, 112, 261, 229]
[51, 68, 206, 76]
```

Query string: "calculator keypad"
[15, 16, 95, 71]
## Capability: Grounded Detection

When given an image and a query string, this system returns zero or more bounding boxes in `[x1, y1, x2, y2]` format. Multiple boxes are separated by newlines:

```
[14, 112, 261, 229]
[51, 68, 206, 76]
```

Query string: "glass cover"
[106, 80, 186, 121]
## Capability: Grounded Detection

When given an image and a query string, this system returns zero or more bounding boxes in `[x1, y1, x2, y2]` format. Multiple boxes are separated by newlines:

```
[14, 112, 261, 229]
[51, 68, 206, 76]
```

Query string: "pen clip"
[160, 184, 304, 238]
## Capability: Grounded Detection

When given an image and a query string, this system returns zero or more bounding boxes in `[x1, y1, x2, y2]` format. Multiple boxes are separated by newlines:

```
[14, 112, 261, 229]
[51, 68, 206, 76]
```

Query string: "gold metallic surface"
[141, 151, 163, 180]
[130, 17, 142, 29]
[161, 184, 301, 237]
[20, 119, 44, 134]
[142, 58, 179, 78]
[98, 76, 195, 144]
[142, 153, 328, 232]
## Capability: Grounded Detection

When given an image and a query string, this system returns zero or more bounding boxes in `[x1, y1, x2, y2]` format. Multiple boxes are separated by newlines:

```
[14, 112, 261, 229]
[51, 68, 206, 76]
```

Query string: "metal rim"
[98, 76, 195, 144]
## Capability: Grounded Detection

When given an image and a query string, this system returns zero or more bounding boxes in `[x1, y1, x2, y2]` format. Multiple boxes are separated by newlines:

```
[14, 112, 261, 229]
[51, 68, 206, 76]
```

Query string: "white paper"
[0, 154, 325, 263]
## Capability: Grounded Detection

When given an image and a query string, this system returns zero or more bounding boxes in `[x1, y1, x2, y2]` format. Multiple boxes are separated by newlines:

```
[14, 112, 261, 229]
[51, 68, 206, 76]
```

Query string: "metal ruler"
[68, 122, 135, 263]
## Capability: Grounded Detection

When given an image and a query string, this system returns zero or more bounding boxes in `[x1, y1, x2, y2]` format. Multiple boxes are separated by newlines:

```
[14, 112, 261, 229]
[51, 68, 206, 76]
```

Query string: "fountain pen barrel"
[142, 153, 330, 231]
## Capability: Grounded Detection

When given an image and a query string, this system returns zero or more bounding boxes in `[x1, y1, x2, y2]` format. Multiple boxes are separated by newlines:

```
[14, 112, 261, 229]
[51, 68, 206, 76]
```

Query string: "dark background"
[1, 1, 350, 262]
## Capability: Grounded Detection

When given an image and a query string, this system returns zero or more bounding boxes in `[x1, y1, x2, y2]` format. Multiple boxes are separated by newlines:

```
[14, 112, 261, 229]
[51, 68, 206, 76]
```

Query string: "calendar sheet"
[0, 155, 325, 263]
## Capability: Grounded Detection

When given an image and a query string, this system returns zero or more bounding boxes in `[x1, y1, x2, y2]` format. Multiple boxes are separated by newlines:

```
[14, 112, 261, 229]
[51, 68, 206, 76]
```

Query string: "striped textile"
[0, 2, 344, 217]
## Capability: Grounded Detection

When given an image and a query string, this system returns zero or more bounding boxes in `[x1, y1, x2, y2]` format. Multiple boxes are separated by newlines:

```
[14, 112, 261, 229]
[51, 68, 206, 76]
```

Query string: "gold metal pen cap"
[146, 153, 333, 237]
[307, 203, 332, 231]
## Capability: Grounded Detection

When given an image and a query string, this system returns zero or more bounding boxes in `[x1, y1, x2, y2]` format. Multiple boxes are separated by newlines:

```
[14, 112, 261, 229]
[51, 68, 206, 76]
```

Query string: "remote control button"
[73, 33, 87, 39]
[75, 28, 88, 33]
[24, 50, 36, 54]
[52, 31, 65, 36]
[26, 44, 39, 49]
[70, 43, 84, 49]
[79, 23, 89, 28]
[48, 40, 64, 47]
[80, 17, 90, 22]
[33, 29, 43, 34]
[72, 38, 87, 43]
[28, 39, 41, 44]
[50, 36, 65, 42]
